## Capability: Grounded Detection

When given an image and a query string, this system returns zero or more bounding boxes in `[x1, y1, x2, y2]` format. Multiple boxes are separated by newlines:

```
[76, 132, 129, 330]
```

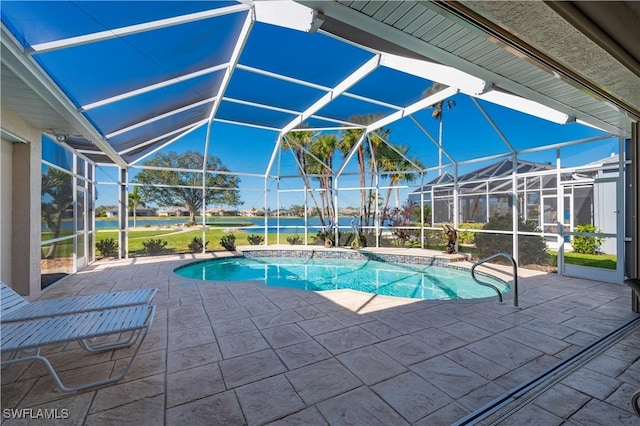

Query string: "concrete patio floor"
[2, 248, 639, 425]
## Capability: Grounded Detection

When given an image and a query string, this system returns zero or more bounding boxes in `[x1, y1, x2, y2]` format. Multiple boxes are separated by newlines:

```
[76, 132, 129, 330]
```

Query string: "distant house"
[206, 207, 239, 217]
[240, 209, 264, 217]
[105, 207, 155, 217]
[158, 207, 189, 217]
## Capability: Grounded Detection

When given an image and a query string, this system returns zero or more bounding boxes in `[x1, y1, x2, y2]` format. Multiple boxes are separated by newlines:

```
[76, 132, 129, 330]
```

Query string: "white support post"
[118, 168, 129, 259]
[202, 168, 207, 254]
[420, 172, 425, 249]
[264, 177, 269, 246]
[438, 114, 443, 176]
[616, 136, 625, 284]
[333, 178, 339, 247]
[512, 154, 519, 263]
[556, 149, 564, 276]
[375, 172, 380, 248]
[431, 186, 435, 228]
[453, 163, 459, 253]
[72, 153, 78, 272]
[265, 134, 284, 246]
[303, 186, 308, 246]
[486, 181, 490, 223]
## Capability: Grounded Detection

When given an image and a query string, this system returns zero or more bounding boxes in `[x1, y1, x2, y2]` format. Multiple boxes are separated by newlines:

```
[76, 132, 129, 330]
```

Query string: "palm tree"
[339, 126, 367, 227]
[378, 143, 423, 214]
[282, 131, 330, 227]
[423, 82, 456, 175]
[128, 186, 145, 228]
[308, 133, 338, 221]
[338, 114, 389, 229]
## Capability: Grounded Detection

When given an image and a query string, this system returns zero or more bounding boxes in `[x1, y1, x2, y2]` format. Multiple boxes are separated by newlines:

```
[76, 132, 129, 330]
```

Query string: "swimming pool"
[174, 257, 509, 301]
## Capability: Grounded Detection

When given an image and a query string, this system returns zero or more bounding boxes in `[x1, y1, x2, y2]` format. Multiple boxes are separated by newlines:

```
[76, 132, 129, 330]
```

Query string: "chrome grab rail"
[632, 389, 640, 418]
[471, 252, 518, 307]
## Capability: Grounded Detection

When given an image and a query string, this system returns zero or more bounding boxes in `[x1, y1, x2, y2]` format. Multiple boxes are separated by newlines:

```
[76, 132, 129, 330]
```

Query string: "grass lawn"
[96, 229, 305, 255]
[548, 251, 617, 269]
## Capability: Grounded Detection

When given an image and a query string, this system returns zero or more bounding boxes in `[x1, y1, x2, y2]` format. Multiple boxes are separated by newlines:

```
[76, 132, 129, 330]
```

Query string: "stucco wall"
[1, 107, 42, 299]
[0, 138, 13, 285]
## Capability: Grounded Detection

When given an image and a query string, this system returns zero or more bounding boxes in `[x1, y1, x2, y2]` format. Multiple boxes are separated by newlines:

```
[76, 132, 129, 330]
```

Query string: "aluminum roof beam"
[281, 54, 381, 134]
[28, 4, 250, 54]
[80, 63, 230, 112]
[203, 11, 254, 173]
[470, 97, 516, 154]
[107, 97, 217, 139]
[365, 86, 458, 133]
[122, 120, 209, 157]
[128, 122, 208, 166]
[370, 131, 424, 173]
[408, 116, 456, 167]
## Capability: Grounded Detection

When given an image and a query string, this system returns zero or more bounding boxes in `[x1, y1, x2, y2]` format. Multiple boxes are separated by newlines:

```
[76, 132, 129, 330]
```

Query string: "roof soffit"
[458, 0, 640, 121]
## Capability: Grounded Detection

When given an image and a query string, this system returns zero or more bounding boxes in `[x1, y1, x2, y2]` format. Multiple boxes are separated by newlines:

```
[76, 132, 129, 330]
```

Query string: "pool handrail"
[471, 252, 519, 307]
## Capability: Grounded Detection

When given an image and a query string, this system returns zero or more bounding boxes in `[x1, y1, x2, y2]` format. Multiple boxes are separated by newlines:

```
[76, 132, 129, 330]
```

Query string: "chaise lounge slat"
[1, 282, 157, 323]
[1, 305, 155, 392]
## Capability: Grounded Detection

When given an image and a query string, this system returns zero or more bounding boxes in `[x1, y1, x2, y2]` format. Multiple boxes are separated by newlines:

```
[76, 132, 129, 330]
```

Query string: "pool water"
[174, 257, 509, 301]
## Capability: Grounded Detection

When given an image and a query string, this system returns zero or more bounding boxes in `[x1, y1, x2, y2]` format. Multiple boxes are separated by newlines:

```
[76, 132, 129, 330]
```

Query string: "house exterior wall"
[1, 108, 42, 299]
[0, 137, 13, 285]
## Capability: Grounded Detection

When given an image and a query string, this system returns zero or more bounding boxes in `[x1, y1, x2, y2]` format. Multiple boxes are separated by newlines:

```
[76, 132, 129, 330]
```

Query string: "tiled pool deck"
[2, 246, 639, 425]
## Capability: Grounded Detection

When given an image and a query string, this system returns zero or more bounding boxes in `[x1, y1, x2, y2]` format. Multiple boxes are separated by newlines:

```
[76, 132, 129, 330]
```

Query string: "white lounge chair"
[1, 304, 155, 392]
[1, 282, 157, 323]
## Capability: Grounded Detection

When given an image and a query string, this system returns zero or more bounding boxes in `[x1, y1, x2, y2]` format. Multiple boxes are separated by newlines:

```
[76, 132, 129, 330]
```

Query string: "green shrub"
[572, 224, 604, 254]
[220, 234, 236, 251]
[96, 237, 118, 257]
[423, 228, 447, 248]
[457, 222, 484, 245]
[286, 234, 302, 245]
[247, 234, 264, 245]
[142, 238, 167, 255]
[475, 214, 548, 265]
[188, 236, 208, 253]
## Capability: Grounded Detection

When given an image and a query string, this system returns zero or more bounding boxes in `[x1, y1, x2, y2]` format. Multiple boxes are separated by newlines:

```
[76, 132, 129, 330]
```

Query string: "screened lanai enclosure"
[1, 1, 637, 290]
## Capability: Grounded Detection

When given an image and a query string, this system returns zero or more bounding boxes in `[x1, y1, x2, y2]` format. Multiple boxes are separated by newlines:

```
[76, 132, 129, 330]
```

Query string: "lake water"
[94, 217, 355, 233]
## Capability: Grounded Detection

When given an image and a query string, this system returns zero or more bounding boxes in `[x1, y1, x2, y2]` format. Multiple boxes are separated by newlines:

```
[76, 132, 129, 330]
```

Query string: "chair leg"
[1, 327, 150, 393]
[78, 329, 142, 352]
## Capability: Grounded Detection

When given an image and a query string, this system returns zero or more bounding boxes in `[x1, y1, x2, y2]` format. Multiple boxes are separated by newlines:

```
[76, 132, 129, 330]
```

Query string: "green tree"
[128, 186, 145, 228]
[309, 133, 338, 221]
[288, 204, 306, 217]
[95, 205, 114, 218]
[339, 126, 367, 227]
[338, 114, 390, 229]
[283, 131, 330, 227]
[41, 168, 73, 259]
[377, 143, 423, 215]
[133, 151, 242, 223]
